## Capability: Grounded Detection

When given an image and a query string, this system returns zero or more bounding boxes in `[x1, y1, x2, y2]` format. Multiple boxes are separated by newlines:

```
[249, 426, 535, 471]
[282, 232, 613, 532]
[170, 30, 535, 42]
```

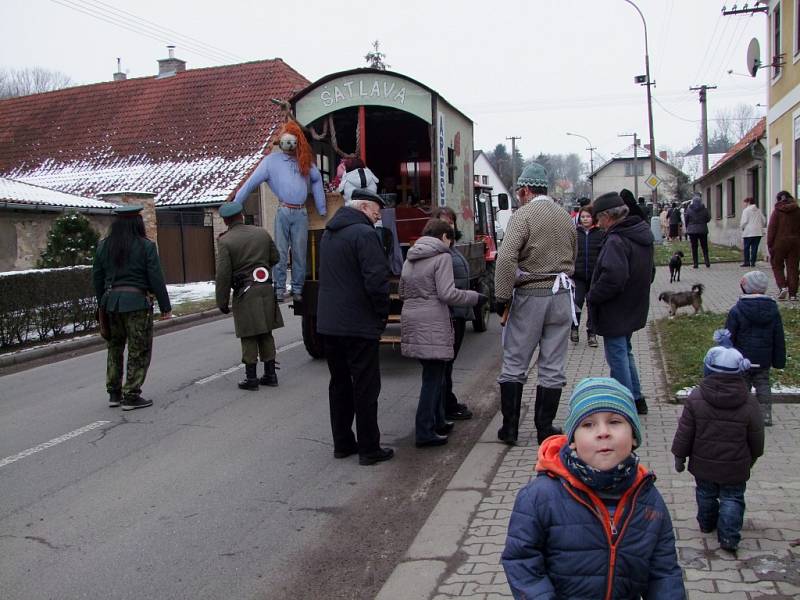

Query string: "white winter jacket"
[740, 204, 766, 238]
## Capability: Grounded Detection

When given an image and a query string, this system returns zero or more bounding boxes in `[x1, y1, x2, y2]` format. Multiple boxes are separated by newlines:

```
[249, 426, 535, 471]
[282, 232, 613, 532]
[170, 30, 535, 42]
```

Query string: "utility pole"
[619, 132, 639, 199]
[690, 85, 717, 175]
[506, 135, 521, 204]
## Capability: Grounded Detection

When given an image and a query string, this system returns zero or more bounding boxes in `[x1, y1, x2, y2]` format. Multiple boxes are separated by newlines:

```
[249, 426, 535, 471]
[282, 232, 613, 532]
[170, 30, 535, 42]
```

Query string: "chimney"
[113, 57, 127, 81]
[659, 150, 668, 160]
[157, 45, 186, 77]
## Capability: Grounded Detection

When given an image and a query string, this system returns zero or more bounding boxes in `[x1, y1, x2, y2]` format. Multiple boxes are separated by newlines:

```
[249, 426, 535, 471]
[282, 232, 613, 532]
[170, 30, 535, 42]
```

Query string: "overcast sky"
[1, 0, 767, 164]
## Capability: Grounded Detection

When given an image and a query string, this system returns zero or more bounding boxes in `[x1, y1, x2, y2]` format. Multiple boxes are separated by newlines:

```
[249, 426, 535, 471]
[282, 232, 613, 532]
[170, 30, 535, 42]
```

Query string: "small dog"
[659, 283, 704, 317]
[669, 251, 684, 283]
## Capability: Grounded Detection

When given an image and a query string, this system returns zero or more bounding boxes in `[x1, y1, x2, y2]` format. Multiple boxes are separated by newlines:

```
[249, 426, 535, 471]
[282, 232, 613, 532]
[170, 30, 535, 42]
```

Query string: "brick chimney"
[113, 57, 127, 81]
[659, 150, 668, 160]
[157, 45, 186, 78]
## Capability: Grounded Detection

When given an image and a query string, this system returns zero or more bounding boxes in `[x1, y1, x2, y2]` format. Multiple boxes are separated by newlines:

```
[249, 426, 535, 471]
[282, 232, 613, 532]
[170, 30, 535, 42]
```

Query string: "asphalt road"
[0, 306, 503, 600]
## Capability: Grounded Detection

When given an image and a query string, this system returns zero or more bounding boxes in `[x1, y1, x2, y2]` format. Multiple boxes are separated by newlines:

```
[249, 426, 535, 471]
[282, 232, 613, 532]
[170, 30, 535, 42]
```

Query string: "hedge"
[0, 266, 97, 348]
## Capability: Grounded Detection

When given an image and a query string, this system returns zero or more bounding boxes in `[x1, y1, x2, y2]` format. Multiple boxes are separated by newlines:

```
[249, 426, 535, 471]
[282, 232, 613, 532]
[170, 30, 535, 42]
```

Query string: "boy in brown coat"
[671, 329, 764, 553]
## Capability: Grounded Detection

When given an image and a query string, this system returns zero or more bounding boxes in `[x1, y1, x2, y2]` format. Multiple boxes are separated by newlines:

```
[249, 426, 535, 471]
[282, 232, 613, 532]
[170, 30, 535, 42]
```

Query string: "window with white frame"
[774, 4, 782, 78]
[624, 162, 644, 176]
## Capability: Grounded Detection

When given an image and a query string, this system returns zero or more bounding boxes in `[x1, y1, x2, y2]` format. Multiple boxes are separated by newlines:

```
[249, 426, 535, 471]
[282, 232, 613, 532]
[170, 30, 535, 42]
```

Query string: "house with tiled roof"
[0, 50, 310, 281]
[693, 118, 766, 247]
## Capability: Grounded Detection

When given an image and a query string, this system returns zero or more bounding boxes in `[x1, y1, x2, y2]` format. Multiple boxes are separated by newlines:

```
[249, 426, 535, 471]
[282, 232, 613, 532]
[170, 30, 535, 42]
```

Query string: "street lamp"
[566, 132, 596, 198]
[624, 0, 658, 204]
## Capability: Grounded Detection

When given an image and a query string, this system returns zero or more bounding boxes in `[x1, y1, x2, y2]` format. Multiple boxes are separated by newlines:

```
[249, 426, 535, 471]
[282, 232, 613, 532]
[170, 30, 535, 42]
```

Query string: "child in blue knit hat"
[672, 329, 764, 554]
[503, 377, 685, 599]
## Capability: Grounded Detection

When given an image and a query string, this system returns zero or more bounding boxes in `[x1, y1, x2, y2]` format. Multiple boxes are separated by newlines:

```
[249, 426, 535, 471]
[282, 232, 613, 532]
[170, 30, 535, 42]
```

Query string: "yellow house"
[767, 0, 800, 213]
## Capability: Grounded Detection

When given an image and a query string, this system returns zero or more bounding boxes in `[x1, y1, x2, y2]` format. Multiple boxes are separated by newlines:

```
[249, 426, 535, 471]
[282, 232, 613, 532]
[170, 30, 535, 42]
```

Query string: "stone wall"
[96, 191, 158, 245]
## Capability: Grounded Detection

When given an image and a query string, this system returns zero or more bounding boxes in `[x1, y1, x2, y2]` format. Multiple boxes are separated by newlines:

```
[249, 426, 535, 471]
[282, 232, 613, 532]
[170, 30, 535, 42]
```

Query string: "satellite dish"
[747, 38, 761, 77]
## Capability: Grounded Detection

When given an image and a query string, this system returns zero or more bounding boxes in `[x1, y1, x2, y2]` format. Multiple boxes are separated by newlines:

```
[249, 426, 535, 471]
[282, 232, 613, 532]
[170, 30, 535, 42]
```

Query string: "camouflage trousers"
[241, 333, 275, 364]
[106, 308, 154, 399]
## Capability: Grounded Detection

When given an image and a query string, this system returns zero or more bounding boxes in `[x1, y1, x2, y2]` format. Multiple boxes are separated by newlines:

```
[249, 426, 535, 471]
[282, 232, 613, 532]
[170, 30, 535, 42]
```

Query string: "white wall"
[591, 159, 680, 204]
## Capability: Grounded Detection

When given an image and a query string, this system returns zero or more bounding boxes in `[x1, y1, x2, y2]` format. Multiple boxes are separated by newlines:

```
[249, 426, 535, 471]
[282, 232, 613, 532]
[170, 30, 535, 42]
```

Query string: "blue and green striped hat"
[565, 377, 642, 446]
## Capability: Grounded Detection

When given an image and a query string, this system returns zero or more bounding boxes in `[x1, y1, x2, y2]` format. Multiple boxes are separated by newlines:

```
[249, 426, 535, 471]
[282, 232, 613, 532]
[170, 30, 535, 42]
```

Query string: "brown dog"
[658, 284, 704, 317]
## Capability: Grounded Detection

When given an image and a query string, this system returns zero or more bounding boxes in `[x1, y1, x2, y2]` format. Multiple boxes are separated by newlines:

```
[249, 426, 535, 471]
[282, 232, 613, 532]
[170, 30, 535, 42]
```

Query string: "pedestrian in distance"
[667, 202, 682, 241]
[684, 192, 712, 268]
[587, 192, 655, 415]
[767, 190, 800, 301]
[92, 205, 172, 410]
[659, 204, 669, 240]
[725, 270, 786, 426]
[337, 156, 379, 201]
[233, 121, 326, 303]
[494, 163, 577, 446]
[671, 329, 764, 554]
[503, 377, 686, 599]
[572, 205, 603, 347]
[215, 202, 283, 390]
[740, 196, 766, 267]
[317, 188, 394, 466]
[431, 206, 475, 421]
[400, 218, 484, 447]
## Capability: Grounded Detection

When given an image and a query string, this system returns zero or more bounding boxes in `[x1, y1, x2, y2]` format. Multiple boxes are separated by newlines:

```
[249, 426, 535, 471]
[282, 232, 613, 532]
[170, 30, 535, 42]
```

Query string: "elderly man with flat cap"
[215, 202, 283, 390]
[317, 188, 394, 466]
[587, 191, 655, 415]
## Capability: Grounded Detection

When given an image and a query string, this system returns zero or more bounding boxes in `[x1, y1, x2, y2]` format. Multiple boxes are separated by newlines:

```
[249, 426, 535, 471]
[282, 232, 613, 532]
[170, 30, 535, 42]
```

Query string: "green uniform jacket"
[92, 237, 172, 313]
[215, 222, 284, 338]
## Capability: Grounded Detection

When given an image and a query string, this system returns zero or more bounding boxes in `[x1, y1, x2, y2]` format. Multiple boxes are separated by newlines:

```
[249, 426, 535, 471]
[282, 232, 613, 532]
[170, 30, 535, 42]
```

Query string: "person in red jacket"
[671, 329, 765, 554]
[767, 190, 800, 300]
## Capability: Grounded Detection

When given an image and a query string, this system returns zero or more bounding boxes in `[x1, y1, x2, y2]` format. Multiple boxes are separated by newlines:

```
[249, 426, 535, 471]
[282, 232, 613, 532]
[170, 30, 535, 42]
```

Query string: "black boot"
[108, 390, 122, 407]
[259, 360, 279, 386]
[497, 382, 523, 445]
[238, 363, 259, 390]
[635, 396, 648, 415]
[535, 386, 563, 445]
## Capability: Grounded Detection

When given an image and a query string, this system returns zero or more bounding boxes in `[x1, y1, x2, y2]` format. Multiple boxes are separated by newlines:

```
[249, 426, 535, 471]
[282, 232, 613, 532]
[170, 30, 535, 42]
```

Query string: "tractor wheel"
[472, 274, 492, 333]
[302, 313, 325, 359]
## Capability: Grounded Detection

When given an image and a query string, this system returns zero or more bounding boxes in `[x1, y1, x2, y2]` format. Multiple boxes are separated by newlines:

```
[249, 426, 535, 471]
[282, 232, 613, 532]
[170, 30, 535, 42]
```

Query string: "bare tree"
[0, 67, 73, 99]
[364, 41, 390, 70]
[709, 103, 759, 146]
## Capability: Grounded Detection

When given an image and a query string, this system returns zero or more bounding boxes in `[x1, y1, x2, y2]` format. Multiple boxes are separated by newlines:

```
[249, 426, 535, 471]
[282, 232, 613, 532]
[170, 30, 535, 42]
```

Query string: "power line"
[696, 12, 732, 84]
[714, 16, 749, 84]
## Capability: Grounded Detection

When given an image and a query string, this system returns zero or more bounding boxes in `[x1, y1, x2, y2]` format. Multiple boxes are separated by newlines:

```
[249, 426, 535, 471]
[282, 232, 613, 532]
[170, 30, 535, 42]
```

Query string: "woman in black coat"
[684, 192, 712, 268]
[572, 206, 604, 347]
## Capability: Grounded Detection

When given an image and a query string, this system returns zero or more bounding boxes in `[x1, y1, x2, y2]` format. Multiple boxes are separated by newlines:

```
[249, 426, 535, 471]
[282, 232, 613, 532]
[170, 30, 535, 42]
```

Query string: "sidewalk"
[379, 261, 800, 599]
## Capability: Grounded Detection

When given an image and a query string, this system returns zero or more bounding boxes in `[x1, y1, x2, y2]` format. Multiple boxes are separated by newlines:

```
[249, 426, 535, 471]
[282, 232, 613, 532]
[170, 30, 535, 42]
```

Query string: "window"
[776, 3, 783, 69]
[474, 174, 480, 183]
[727, 177, 736, 217]
[705, 187, 712, 211]
[482, 175, 489, 184]
[715, 183, 723, 220]
[447, 147, 456, 184]
[748, 167, 759, 207]
[624, 161, 644, 176]
[315, 153, 330, 182]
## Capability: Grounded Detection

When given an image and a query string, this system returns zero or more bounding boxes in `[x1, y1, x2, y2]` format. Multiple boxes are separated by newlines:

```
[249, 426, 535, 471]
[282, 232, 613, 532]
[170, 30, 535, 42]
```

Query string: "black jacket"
[725, 295, 786, 369]
[317, 207, 390, 339]
[587, 216, 654, 337]
[671, 373, 764, 484]
[574, 225, 604, 282]
[684, 199, 710, 235]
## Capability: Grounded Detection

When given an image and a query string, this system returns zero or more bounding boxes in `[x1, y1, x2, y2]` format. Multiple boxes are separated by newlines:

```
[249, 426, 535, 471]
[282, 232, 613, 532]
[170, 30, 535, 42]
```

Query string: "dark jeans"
[603, 334, 642, 400]
[323, 335, 382, 455]
[573, 278, 594, 333]
[742, 236, 761, 265]
[444, 318, 467, 414]
[695, 478, 747, 548]
[416, 359, 447, 443]
[689, 233, 710, 267]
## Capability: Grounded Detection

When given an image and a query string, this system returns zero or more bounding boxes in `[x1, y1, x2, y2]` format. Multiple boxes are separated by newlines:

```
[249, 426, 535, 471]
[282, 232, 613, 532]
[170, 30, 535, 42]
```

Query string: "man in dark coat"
[588, 192, 654, 414]
[685, 192, 712, 268]
[317, 188, 394, 466]
[215, 202, 283, 390]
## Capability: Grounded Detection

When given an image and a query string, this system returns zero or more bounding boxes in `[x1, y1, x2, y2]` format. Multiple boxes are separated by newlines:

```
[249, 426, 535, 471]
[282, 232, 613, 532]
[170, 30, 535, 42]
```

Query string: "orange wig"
[280, 121, 314, 177]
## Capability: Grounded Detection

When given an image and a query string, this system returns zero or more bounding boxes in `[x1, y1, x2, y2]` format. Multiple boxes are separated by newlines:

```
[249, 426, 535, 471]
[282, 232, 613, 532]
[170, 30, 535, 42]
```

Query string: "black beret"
[351, 188, 385, 207]
[592, 192, 625, 216]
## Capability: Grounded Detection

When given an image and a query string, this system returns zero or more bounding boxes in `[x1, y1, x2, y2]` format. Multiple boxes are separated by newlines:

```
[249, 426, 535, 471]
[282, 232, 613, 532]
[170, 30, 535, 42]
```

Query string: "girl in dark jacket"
[572, 206, 604, 347]
[503, 377, 685, 600]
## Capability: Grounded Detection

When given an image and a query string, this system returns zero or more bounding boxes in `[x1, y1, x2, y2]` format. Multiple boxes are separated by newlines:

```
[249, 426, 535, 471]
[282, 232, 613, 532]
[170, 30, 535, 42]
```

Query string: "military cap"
[351, 188, 386, 207]
[516, 162, 548, 189]
[114, 205, 143, 216]
[219, 202, 243, 218]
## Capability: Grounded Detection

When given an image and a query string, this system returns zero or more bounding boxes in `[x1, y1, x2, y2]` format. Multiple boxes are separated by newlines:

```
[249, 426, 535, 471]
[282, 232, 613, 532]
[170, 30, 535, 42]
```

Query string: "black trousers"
[444, 318, 467, 414]
[323, 335, 381, 455]
[689, 233, 710, 267]
[572, 279, 594, 333]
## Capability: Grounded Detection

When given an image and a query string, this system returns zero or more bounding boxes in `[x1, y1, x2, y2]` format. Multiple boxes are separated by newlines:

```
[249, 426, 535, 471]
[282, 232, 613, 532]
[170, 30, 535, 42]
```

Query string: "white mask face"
[279, 133, 298, 152]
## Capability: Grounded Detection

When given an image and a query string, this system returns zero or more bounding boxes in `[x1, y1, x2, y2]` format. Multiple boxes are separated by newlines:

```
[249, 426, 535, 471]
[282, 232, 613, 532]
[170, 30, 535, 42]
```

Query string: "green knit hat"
[516, 162, 548, 188]
[565, 377, 642, 447]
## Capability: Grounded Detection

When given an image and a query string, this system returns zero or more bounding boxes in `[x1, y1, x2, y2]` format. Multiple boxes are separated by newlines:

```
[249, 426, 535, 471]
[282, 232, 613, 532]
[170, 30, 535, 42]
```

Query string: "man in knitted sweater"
[494, 163, 577, 445]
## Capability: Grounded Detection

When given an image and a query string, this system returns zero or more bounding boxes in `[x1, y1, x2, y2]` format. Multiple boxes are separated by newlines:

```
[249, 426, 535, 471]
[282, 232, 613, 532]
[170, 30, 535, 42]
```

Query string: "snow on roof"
[0, 59, 309, 207]
[0, 177, 117, 210]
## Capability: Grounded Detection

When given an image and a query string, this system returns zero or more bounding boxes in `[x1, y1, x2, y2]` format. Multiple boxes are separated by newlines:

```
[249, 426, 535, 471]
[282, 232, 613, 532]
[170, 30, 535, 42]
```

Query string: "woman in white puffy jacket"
[740, 196, 766, 267]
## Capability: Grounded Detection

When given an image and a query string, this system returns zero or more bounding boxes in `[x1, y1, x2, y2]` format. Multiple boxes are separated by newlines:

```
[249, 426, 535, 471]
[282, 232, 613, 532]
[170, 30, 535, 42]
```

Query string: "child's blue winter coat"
[502, 436, 686, 600]
[725, 295, 786, 369]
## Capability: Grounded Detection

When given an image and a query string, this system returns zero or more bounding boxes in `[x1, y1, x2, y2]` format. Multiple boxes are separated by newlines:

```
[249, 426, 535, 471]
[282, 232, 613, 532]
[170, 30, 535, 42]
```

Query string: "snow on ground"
[166, 281, 216, 304]
[675, 384, 800, 399]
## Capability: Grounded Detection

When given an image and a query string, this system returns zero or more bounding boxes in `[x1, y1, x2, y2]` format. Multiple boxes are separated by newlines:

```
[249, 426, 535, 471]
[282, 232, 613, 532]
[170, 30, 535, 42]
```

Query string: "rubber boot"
[238, 363, 259, 390]
[497, 382, 523, 445]
[761, 402, 773, 427]
[259, 360, 279, 387]
[635, 396, 649, 415]
[535, 386, 564, 445]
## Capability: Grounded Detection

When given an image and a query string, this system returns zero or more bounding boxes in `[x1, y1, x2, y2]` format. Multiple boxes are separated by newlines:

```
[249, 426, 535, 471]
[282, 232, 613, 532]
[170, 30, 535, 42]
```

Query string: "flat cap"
[219, 202, 243, 218]
[351, 188, 385, 207]
[114, 205, 143, 216]
[592, 192, 625, 216]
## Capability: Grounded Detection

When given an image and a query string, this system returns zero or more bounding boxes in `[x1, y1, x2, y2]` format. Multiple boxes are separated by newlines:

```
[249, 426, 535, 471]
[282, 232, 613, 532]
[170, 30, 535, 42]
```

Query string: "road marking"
[194, 339, 305, 385]
[0, 421, 111, 469]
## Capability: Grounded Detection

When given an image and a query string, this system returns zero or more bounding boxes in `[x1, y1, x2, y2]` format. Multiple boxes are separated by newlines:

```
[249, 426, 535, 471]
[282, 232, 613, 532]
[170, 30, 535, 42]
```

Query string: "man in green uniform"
[215, 202, 284, 389]
[92, 205, 172, 410]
